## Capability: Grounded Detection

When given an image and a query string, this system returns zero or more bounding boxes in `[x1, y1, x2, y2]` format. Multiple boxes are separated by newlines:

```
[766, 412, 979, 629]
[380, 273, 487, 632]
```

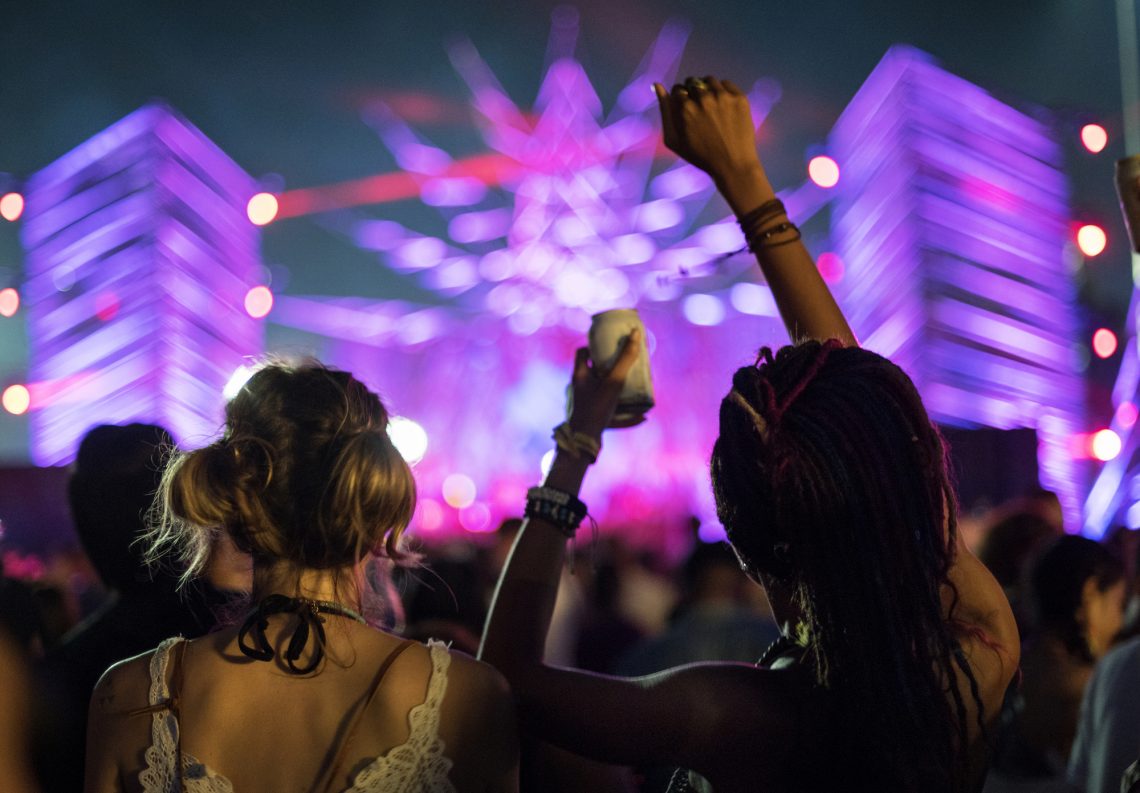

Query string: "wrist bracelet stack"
[552, 422, 601, 463]
[525, 485, 588, 537]
[737, 198, 802, 252]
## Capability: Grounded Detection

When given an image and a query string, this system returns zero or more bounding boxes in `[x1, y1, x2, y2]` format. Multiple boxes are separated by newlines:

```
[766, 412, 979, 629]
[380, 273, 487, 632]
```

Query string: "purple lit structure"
[266, 15, 810, 549]
[20, 104, 263, 465]
[829, 47, 1084, 528]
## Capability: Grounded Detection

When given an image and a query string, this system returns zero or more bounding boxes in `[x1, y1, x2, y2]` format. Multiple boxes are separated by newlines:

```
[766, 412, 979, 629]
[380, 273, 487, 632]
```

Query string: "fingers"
[702, 76, 726, 95]
[573, 347, 590, 383]
[610, 414, 647, 429]
[607, 328, 642, 383]
[721, 78, 745, 96]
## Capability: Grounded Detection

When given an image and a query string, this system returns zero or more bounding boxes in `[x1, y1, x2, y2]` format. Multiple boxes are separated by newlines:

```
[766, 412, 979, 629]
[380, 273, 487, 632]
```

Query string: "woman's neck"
[252, 562, 362, 607]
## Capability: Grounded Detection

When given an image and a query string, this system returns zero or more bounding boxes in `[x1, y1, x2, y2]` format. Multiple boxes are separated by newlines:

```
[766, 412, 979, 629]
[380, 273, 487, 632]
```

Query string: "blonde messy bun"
[146, 361, 415, 586]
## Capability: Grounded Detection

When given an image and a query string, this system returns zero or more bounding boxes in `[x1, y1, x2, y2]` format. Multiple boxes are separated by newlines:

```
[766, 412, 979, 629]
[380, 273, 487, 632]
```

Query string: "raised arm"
[654, 77, 856, 346]
[478, 338, 773, 781]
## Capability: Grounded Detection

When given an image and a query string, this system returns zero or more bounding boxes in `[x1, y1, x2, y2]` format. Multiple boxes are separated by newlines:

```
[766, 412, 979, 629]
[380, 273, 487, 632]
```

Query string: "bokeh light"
[1093, 328, 1118, 359]
[2, 385, 30, 416]
[1090, 429, 1122, 462]
[0, 193, 24, 222]
[807, 156, 840, 188]
[387, 416, 428, 464]
[244, 285, 274, 318]
[459, 502, 493, 532]
[1080, 124, 1108, 154]
[1127, 501, 1140, 530]
[816, 252, 845, 284]
[1077, 224, 1108, 257]
[415, 498, 444, 532]
[0, 288, 19, 318]
[442, 473, 477, 509]
[1117, 401, 1139, 429]
[682, 293, 725, 326]
[246, 193, 279, 226]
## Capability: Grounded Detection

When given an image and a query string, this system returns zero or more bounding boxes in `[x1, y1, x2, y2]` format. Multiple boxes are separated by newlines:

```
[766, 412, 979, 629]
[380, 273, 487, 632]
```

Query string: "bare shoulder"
[433, 643, 512, 703]
[91, 652, 149, 715]
[91, 639, 181, 716]
[430, 643, 518, 786]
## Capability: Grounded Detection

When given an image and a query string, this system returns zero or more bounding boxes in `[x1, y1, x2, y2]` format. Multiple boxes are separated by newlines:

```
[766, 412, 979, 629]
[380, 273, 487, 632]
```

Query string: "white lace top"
[138, 637, 457, 793]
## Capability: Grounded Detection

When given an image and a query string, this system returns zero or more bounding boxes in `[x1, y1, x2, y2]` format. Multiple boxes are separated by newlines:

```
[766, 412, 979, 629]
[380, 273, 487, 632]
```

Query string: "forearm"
[479, 451, 591, 675]
[717, 165, 857, 347]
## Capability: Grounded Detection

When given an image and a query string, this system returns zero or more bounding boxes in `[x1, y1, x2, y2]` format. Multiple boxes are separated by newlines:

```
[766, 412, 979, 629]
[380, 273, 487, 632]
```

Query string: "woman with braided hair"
[480, 77, 1019, 791]
[85, 363, 518, 792]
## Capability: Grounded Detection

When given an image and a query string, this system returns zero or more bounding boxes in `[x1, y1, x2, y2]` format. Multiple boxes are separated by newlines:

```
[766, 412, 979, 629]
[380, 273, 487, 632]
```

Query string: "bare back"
[85, 622, 517, 793]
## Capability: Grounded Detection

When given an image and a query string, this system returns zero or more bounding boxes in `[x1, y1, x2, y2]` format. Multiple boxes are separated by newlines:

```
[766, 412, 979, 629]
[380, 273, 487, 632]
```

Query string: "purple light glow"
[830, 47, 1084, 530]
[20, 104, 264, 464]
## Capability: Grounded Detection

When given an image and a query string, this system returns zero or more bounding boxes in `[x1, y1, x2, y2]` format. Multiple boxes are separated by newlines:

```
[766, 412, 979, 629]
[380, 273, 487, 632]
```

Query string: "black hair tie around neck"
[237, 594, 366, 675]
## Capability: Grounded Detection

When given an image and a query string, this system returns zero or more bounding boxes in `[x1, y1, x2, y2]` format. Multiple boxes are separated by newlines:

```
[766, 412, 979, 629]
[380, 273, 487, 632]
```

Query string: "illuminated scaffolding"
[20, 104, 263, 464]
[829, 47, 1084, 528]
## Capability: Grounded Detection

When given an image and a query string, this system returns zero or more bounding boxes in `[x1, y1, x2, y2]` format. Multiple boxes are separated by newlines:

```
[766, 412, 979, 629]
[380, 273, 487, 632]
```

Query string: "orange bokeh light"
[1090, 429, 1122, 462]
[1080, 124, 1108, 154]
[0, 193, 24, 222]
[807, 156, 840, 188]
[244, 285, 274, 319]
[246, 193, 279, 226]
[0, 288, 19, 318]
[1092, 328, 1118, 359]
[2, 385, 30, 415]
[1077, 224, 1108, 257]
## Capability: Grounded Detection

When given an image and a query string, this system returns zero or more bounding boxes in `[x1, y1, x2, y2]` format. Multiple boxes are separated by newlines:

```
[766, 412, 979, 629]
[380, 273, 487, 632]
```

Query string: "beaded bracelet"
[526, 486, 588, 537]
[552, 422, 601, 463]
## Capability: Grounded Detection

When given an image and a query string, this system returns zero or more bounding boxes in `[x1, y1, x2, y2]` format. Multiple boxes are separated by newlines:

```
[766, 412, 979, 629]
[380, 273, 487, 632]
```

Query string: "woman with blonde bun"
[85, 362, 518, 793]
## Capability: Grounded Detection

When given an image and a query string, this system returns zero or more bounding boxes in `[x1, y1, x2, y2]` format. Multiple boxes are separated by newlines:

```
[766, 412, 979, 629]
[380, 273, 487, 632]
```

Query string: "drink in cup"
[588, 309, 654, 425]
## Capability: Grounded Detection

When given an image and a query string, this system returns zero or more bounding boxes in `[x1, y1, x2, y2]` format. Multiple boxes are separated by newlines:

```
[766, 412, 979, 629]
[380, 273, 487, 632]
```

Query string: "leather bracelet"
[526, 486, 588, 536]
[746, 220, 802, 251]
[736, 199, 786, 231]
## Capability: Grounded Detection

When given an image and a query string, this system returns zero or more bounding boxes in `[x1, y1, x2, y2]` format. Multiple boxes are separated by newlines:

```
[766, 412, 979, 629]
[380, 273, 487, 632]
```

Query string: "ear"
[1082, 576, 1100, 603]
[1078, 576, 1100, 621]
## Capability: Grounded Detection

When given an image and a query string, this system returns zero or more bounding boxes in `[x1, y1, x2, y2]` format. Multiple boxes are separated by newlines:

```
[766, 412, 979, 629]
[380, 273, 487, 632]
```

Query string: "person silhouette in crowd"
[38, 423, 248, 792]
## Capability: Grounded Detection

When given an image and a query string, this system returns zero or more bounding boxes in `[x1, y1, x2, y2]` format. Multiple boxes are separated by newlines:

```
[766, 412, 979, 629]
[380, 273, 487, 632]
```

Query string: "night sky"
[0, 0, 1129, 461]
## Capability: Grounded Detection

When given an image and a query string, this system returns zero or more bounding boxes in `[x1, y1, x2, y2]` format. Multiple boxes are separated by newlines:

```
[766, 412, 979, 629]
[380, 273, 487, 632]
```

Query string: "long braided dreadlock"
[710, 340, 985, 792]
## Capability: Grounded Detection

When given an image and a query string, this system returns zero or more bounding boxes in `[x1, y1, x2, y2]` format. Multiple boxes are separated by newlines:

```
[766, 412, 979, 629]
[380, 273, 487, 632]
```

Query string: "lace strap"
[149, 637, 183, 705]
[422, 641, 451, 714]
[311, 639, 416, 793]
[403, 640, 451, 743]
[135, 637, 186, 792]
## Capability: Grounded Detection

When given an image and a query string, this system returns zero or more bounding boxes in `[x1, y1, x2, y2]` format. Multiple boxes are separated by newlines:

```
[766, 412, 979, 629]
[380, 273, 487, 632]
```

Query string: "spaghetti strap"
[312, 639, 417, 793]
